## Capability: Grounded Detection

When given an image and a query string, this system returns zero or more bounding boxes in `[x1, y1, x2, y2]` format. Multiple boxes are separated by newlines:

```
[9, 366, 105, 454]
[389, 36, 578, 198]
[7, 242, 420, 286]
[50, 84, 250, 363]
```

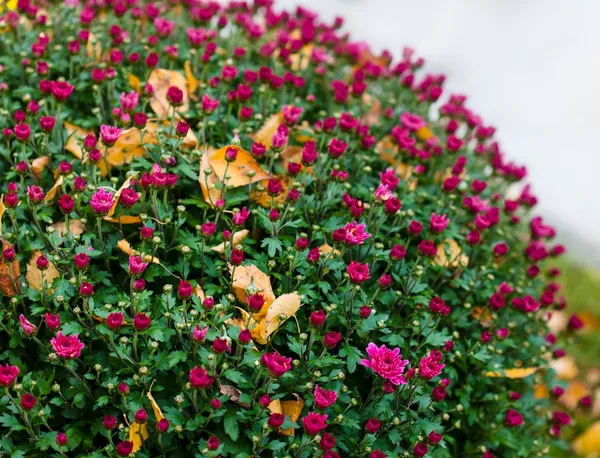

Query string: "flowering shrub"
[0, 1, 582, 457]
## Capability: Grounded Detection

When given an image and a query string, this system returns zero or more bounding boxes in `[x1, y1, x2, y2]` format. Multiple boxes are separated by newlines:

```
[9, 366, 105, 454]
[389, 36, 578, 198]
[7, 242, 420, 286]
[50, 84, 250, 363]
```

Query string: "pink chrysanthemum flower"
[90, 188, 114, 215]
[19, 315, 37, 336]
[360, 343, 409, 385]
[343, 222, 371, 246]
[51, 332, 85, 359]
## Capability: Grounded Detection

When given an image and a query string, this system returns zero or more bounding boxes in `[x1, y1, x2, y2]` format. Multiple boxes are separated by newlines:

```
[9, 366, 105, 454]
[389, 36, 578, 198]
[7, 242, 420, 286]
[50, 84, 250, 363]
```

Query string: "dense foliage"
[0, 0, 583, 457]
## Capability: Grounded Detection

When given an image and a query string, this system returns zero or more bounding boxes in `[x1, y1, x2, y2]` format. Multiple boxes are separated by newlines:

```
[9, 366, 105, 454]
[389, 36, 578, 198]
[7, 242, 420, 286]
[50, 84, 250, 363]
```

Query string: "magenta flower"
[346, 261, 371, 284]
[343, 222, 371, 246]
[360, 343, 409, 385]
[90, 188, 114, 215]
[302, 412, 328, 435]
[313, 385, 338, 410]
[260, 352, 292, 378]
[51, 332, 85, 359]
[19, 315, 37, 336]
[373, 184, 393, 202]
[400, 112, 426, 131]
[128, 256, 149, 276]
[0, 364, 20, 387]
[418, 350, 445, 380]
[192, 325, 208, 342]
[119, 90, 139, 112]
[429, 213, 449, 233]
[100, 125, 122, 146]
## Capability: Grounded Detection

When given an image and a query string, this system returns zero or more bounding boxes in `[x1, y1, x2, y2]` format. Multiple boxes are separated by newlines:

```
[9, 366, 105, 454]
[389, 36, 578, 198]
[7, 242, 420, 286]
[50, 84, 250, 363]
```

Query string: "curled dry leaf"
[396, 162, 418, 191]
[85, 32, 103, 62]
[129, 421, 149, 453]
[573, 421, 600, 457]
[129, 73, 141, 94]
[210, 145, 271, 188]
[252, 177, 289, 208]
[184, 60, 199, 96]
[26, 249, 60, 291]
[44, 176, 64, 203]
[550, 355, 578, 380]
[361, 94, 382, 127]
[147, 383, 165, 422]
[148, 68, 189, 118]
[376, 135, 399, 164]
[31, 156, 49, 179]
[319, 243, 341, 256]
[0, 195, 5, 236]
[198, 146, 221, 206]
[116, 239, 159, 264]
[104, 173, 142, 224]
[471, 306, 494, 328]
[268, 394, 304, 436]
[485, 367, 540, 378]
[0, 239, 20, 297]
[51, 219, 85, 236]
[230, 264, 276, 313]
[194, 284, 206, 301]
[416, 126, 434, 141]
[219, 383, 250, 408]
[434, 239, 469, 269]
[557, 380, 590, 410]
[235, 292, 302, 345]
[145, 120, 198, 150]
[289, 43, 314, 72]
[251, 112, 284, 149]
[199, 145, 270, 207]
[211, 230, 249, 255]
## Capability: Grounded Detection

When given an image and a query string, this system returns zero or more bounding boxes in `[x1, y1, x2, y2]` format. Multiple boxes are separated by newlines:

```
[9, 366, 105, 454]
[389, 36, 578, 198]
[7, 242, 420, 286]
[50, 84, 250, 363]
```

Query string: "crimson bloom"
[360, 343, 409, 385]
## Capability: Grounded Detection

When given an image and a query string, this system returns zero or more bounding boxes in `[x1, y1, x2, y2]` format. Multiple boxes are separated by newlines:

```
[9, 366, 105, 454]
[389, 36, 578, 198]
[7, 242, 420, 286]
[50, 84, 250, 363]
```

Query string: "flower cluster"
[0, 1, 585, 457]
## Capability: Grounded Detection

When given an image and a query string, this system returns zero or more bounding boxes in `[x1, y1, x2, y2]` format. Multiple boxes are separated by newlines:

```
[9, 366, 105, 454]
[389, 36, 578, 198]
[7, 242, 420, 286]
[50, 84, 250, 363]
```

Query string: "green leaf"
[0, 413, 24, 431]
[261, 237, 283, 257]
[341, 344, 362, 374]
[223, 411, 239, 441]
[61, 321, 84, 336]
[425, 329, 450, 346]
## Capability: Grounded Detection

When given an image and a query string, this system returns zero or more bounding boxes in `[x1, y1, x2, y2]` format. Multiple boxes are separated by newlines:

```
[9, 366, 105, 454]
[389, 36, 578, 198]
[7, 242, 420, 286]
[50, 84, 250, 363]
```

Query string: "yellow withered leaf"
[558, 380, 590, 410]
[485, 367, 539, 378]
[105, 127, 150, 169]
[0, 195, 5, 236]
[396, 162, 418, 191]
[252, 177, 289, 208]
[116, 239, 159, 264]
[211, 230, 249, 255]
[416, 126, 434, 141]
[184, 60, 199, 96]
[550, 355, 578, 380]
[147, 68, 189, 118]
[129, 73, 141, 94]
[375, 135, 399, 165]
[51, 219, 85, 236]
[44, 176, 64, 202]
[263, 292, 302, 340]
[198, 147, 221, 206]
[85, 32, 103, 62]
[64, 122, 89, 160]
[230, 264, 276, 313]
[129, 421, 149, 453]
[534, 384, 549, 399]
[104, 173, 141, 224]
[434, 239, 469, 269]
[31, 156, 49, 179]
[144, 120, 198, 150]
[0, 240, 20, 297]
[26, 249, 60, 291]
[268, 394, 304, 436]
[471, 306, 494, 328]
[319, 243, 340, 256]
[209, 145, 270, 188]
[573, 421, 600, 456]
[146, 385, 164, 422]
[252, 112, 284, 149]
[289, 44, 313, 72]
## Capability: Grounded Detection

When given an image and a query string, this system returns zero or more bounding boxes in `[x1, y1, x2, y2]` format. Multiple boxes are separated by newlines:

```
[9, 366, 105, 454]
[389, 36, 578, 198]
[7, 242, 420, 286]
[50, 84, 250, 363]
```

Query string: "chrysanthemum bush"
[0, 1, 587, 457]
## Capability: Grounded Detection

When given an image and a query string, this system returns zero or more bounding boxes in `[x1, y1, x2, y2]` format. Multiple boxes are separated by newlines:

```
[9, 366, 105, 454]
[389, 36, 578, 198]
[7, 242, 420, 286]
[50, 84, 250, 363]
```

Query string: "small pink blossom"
[313, 385, 338, 410]
[419, 350, 445, 380]
[100, 125, 122, 146]
[192, 325, 208, 342]
[120, 91, 139, 112]
[128, 256, 149, 276]
[360, 343, 409, 385]
[373, 184, 393, 202]
[343, 222, 371, 246]
[90, 188, 114, 215]
[51, 332, 85, 359]
[19, 315, 37, 336]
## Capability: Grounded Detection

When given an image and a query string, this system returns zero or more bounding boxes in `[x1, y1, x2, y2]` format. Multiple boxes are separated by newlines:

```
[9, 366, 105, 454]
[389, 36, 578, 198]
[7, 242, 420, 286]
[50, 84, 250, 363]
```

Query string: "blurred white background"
[278, 0, 600, 265]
